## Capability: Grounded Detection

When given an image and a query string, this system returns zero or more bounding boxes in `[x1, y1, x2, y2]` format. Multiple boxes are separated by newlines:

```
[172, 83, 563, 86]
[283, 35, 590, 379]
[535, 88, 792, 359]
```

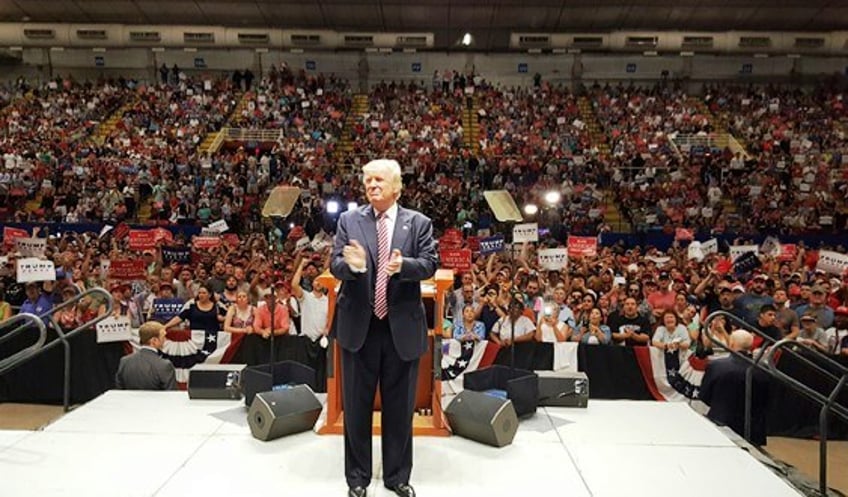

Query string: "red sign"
[567, 236, 598, 258]
[222, 234, 240, 247]
[193, 236, 222, 250]
[440, 228, 463, 249]
[675, 227, 694, 241]
[440, 248, 472, 272]
[805, 250, 819, 271]
[152, 228, 173, 244]
[3, 227, 28, 248]
[113, 223, 130, 241]
[778, 243, 797, 262]
[109, 259, 146, 280]
[466, 236, 480, 252]
[128, 230, 157, 251]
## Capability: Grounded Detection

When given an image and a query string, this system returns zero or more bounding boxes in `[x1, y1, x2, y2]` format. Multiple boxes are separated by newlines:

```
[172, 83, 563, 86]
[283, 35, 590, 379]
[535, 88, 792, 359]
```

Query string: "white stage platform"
[0, 391, 802, 497]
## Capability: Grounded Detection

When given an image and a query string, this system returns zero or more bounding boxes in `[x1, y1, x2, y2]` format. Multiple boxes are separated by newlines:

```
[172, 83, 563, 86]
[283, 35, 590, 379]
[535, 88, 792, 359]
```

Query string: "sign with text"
[15, 237, 46, 257]
[3, 226, 28, 248]
[440, 248, 472, 272]
[701, 238, 719, 256]
[567, 236, 598, 258]
[151, 298, 184, 324]
[778, 243, 798, 262]
[729, 245, 758, 261]
[208, 219, 229, 233]
[152, 228, 173, 244]
[222, 234, 240, 247]
[440, 228, 463, 249]
[109, 259, 146, 280]
[466, 236, 480, 252]
[479, 235, 505, 255]
[128, 230, 157, 251]
[512, 223, 538, 243]
[162, 246, 191, 265]
[192, 236, 222, 250]
[96, 316, 132, 343]
[816, 250, 848, 275]
[16, 258, 56, 283]
[538, 248, 568, 271]
[760, 236, 782, 257]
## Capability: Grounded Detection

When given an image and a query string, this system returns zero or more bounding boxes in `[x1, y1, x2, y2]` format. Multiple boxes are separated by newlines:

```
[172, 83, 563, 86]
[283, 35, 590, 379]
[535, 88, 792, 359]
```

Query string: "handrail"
[0, 286, 115, 411]
[702, 310, 848, 496]
[222, 127, 284, 143]
[0, 312, 47, 375]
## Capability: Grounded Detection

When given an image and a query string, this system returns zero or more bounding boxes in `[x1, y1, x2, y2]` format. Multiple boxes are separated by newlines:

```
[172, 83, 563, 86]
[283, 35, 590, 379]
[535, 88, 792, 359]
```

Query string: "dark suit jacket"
[115, 348, 177, 391]
[330, 204, 437, 361]
[699, 353, 770, 445]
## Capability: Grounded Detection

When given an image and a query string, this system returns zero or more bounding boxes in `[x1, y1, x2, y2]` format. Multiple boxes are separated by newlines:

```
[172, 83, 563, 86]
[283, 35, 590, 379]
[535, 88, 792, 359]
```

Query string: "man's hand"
[343, 240, 367, 271]
[386, 249, 402, 275]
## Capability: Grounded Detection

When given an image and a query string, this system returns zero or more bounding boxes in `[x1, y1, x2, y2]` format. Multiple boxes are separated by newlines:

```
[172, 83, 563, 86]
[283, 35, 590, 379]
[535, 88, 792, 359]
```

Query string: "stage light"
[289, 223, 294, 229]
[461, 33, 473, 47]
[326, 201, 339, 214]
[544, 191, 561, 205]
[524, 203, 538, 216]
[347, 202, 358, 211]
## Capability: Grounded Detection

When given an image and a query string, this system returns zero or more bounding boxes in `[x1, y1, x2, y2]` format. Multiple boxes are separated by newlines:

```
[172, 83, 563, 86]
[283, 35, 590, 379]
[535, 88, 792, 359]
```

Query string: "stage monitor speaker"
[187, 364, 246, 400]
[444, 390, 518, 448]
[536, 370, 589, 408]
[242, 361, 317, 407]
[247, 385, 322, 441]
[463, 365, 539, 418]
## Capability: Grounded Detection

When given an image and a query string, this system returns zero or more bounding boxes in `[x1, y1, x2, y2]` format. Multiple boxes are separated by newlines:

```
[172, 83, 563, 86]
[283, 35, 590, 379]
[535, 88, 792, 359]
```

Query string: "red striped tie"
[374, 212, 389, 319]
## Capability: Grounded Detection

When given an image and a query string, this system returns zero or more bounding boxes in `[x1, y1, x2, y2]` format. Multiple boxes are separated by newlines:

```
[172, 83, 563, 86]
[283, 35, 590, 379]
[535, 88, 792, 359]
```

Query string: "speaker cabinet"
[536, 370, 589, 408]
[247, 385, 323, 441]
[187, 364, 245, 400]
[463, 365, 539, 418]
[241, 361, 317, 407]
[445, 390, 518, 448]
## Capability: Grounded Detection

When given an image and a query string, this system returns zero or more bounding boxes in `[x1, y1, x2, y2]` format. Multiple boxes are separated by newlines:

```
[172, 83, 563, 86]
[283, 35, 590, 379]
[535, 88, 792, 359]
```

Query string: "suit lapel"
[357, 205, 378, 271]
[392, 206, 411, 253]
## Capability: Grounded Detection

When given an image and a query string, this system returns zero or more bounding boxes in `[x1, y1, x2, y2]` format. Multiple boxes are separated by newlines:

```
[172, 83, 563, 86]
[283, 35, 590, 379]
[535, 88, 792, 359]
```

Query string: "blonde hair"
[362, 159, 403, 199]
[139, 321, 165, 345]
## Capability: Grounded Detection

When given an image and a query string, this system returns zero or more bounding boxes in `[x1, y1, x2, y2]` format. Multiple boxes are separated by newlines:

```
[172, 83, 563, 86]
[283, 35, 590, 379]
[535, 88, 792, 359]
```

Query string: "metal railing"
[702, 310, 848, 497]
[222, 127, 284, 143]
[0, 287, 114, 412]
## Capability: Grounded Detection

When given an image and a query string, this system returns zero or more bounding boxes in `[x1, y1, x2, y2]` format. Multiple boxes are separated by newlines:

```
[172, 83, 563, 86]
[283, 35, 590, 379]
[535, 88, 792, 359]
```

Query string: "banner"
[439, 248, 472, 272]
[538, 248, 568, 270]
[479, 235, 505, 255]
[16, 258, 56, 283]
[192, 236, 222, 250]
[15, 237, 46, 257]
[567, 236, 598, 258]
[817, 250, 848, 275]
[729, 245, 758, 261]
[109, 259, 146, 280]
[208, 219, 229, 233]
[513, 223, 539, 243]
[3, 226, 28, 248]
[439, 228, 463, 249]
[295, 236, 311, 251]
[733, 251, 762, 274]
[701, 238, 719, 256]
[96, 316, 132, 343]
[128, 230, 156, 251]
[151, 298, 185, 323]
[162, 246, 191, 264]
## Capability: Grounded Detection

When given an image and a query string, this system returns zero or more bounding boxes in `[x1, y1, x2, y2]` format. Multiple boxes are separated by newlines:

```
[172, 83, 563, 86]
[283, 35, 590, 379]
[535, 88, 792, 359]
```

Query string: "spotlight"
[289, 223, 295, 229]
[326, 201, 339, 214]
[523, 203, 538, 216]
[347, 202, 358, 211]
[544, 191, 561, 205]
[461, 33, 473, 47]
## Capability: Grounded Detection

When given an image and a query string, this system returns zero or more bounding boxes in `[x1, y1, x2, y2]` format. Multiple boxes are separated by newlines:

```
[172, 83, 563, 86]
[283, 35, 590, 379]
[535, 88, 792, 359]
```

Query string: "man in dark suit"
[699, 329, 770, 445]
[331, 159, 437, 497]
[115, 321, 177, 391]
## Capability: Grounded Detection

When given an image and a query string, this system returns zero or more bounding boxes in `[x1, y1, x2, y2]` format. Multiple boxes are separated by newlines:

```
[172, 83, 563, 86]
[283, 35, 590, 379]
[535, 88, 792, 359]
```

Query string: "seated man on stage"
[115, 321, 176, 391]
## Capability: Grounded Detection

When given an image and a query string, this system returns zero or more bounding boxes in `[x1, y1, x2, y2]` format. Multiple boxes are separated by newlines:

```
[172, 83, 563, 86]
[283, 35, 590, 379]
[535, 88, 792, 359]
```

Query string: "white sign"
[701, 238, 719, 255]
[687, 241, 704, 261]
[512, 223, 539, 243]
[729, 245, 759, 261]
[646, 256, 671, 267]
[817, 250, 848, 275]
[538, 248, 568, 270]
[295, 236, 311, 251]
[208, 219, 229, 233]
[96, 316, 132, 343]
[16, 257, 56, 283]
[99, 224, 113, 239]
[760, 236, 781, 257]
[15, 237, 46, 257]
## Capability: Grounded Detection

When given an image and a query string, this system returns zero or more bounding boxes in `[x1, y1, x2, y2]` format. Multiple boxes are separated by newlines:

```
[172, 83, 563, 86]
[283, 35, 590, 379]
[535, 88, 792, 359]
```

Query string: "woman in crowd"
[490, 299, 536, 347]
[453, 303, 486, 342]
[162, 285, 226, 356]
[574, 307, 611, 344]
[535, 304, 571, 342]
[224, 289, 262, 365]
[652, 310, 691, 352]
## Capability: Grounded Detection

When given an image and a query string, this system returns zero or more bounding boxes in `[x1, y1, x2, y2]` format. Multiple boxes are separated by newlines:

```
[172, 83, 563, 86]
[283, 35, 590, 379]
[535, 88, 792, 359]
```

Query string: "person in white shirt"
[491, 299, 536, 347]
[292, 257, 329, 342]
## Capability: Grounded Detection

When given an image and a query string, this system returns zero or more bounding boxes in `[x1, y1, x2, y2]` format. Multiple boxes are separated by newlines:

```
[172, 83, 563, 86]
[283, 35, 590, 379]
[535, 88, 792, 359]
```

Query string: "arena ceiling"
[0, 0, 845, 50]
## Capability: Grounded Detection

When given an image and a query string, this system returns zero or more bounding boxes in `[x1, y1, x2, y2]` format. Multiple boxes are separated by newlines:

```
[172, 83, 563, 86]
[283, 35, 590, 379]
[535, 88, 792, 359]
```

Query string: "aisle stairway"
[577, 96, 610, 157]
[338, 94, 368, 155]
[91, 96, 138, 146]
[197, 91, 248, 155]
[461, 94, 480, 153]
[688, 96, 740, 218]
[602, 192, 631, 232]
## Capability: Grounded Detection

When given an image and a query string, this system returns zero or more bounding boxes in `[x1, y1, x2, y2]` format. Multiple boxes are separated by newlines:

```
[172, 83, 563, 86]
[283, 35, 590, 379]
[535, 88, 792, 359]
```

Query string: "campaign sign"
[538, 248, 568, 271]
[16, 258, 56, 283]
[110, 259, 146, 280]
[151, 298, 184, 323]
[479, 235, 505, 255]
[513, 223, 538, 243]
[440, 249, 472, 272]
[567, 236, 598, 258]
[162, 246, 191, 264]
[96, 316, 132, 343]
[128, 230, 157, 251]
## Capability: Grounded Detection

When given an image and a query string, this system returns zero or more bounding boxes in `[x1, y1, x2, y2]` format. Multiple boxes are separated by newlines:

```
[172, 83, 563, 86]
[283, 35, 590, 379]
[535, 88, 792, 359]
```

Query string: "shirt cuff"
[348, 263, 367, 273]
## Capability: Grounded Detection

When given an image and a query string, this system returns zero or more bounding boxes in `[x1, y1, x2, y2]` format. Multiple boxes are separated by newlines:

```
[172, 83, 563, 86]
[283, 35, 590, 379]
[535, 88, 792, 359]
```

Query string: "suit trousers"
[341, 315, 420, 488]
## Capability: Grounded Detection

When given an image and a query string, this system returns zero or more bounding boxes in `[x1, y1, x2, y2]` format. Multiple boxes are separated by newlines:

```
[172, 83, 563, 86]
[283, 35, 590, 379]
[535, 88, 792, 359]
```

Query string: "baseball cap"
[811, 285, 826, 294]
[658, 271, 670, 280]
[731, 284, 746, 292]
[788, 286, 802, 296]
[753, 273, 768, 281]
[800, 312, 817, 322]
[835, 306, 848, 316]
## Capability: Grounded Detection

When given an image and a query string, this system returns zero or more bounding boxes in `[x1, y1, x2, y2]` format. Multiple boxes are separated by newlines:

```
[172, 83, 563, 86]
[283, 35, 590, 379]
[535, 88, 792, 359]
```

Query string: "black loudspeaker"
[187, 364, 246, 400]
[445, 390, 519, 448]
[463, 365, 539, 418]
[536, 371, 589, 408]
[241, 361, 317, 407]
[247, 385, 323, 441]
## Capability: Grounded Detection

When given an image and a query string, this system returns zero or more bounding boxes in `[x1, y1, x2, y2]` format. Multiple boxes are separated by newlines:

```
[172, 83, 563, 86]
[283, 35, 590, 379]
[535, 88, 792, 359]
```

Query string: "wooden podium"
[316, 269, 454, 437]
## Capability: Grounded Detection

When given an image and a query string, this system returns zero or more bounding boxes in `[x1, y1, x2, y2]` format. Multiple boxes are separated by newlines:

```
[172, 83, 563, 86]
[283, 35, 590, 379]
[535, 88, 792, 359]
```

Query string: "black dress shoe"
[348, 486, 366, 497]
[385, 483, 415, 497]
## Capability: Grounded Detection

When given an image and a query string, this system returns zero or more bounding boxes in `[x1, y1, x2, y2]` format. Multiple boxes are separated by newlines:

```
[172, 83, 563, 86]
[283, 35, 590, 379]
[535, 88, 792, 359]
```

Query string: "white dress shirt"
[349, 203, 398, 273]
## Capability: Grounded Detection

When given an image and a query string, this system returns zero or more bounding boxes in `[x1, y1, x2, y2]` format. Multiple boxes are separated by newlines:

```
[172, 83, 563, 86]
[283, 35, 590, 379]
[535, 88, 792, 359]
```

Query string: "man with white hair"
[699, 329, 770, 445]
[331, 159, 437, 497]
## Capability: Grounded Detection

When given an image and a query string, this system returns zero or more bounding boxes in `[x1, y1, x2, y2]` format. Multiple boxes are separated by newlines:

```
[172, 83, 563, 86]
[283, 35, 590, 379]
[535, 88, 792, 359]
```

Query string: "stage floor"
[0, 391, 802, 497]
